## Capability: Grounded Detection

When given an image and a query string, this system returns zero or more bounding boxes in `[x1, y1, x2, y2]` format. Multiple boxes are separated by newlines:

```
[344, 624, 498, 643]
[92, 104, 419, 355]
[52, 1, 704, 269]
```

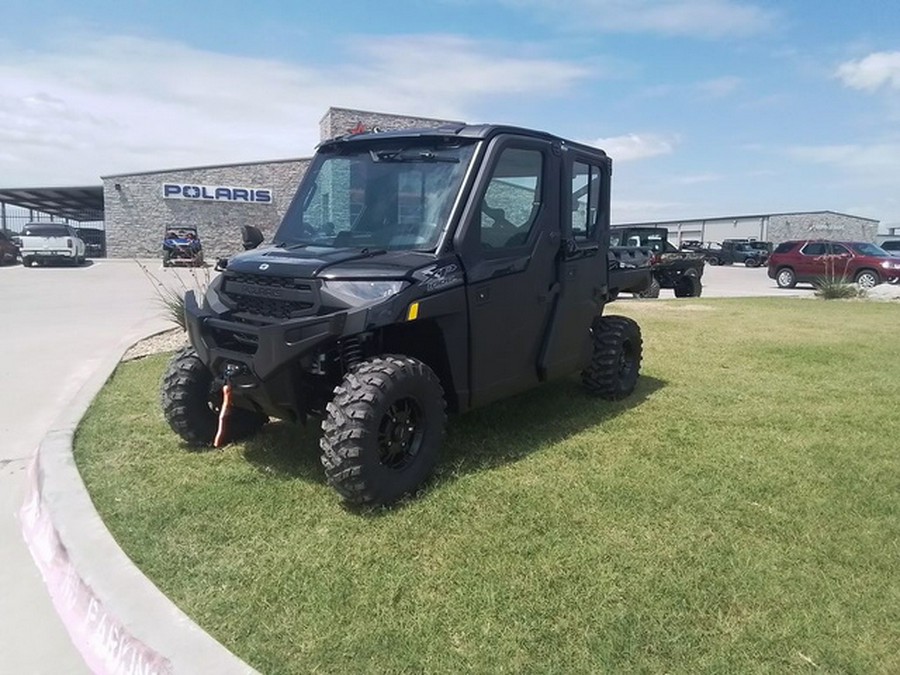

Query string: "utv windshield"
[276, 139, 477, 250]
[611, 229, 674, 253]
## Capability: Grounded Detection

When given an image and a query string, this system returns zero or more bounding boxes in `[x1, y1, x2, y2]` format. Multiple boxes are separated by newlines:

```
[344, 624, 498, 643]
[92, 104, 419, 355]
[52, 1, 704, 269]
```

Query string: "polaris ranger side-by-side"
[610, 226, 704, 298]
[161, 124, 649, 505]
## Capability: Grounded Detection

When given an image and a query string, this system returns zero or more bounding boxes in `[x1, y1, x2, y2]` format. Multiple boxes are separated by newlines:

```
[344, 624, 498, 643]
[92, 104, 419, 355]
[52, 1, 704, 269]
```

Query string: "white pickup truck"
[20, 222, 87, 267]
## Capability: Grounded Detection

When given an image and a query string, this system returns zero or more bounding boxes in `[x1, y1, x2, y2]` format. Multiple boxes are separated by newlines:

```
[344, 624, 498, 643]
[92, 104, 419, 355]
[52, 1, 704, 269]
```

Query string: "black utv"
[610, 226, 704, 298]
[161, 124, 648, 505]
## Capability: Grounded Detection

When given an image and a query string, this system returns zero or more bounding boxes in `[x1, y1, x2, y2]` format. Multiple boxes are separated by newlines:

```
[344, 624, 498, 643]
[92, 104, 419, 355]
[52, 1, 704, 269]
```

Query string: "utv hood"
[224, 245, 436, 280]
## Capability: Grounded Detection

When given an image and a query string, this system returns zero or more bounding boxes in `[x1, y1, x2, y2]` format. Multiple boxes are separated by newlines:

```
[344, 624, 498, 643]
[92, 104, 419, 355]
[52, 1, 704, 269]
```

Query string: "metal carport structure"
[0, 186, 106, 256]
[0, 186, 105, 226]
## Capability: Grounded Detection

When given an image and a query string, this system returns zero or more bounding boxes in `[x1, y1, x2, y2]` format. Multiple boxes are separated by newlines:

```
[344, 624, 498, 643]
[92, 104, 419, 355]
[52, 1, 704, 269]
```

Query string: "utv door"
[538, 153, 610, 380]
[456, 137, 561, 407]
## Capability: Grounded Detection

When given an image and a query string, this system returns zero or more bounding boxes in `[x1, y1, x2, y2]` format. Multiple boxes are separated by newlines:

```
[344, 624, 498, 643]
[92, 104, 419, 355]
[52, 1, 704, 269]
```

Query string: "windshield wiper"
[370, 149, 459, 163]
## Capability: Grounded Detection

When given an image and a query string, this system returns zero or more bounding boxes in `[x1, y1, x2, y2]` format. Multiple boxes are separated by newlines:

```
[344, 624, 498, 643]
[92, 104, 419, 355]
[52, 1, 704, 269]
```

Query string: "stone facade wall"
[104, 159, 309, 259]
[319, 107, 463, 142]
[766, 212, 878, 243]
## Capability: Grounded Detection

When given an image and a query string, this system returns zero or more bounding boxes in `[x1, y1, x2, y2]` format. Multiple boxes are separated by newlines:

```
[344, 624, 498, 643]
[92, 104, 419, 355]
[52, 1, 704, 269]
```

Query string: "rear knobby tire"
[582, 316, 642, 400]
[320, 355, 446, 506]
[674, 274, 702, 297]
[635, 276, 661, 299]
[160, 346, 267, 448]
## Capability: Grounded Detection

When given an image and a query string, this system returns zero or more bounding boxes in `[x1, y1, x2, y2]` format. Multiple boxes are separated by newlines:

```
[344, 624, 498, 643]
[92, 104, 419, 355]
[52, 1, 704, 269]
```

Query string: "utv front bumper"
[184, 290, 369, 381]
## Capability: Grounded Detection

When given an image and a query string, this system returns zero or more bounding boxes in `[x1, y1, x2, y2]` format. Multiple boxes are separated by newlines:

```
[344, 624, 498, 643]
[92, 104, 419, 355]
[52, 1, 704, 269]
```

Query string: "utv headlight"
[321, 280, 408, 305]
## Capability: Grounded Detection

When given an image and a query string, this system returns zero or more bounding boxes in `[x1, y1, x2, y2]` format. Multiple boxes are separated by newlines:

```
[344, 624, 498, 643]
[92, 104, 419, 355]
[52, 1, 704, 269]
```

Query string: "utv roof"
[320, 124, 608, 158]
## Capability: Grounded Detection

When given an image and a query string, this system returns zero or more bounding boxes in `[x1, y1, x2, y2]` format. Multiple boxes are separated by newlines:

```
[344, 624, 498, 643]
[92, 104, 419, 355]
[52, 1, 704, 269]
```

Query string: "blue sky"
[1, 1, 899, 228]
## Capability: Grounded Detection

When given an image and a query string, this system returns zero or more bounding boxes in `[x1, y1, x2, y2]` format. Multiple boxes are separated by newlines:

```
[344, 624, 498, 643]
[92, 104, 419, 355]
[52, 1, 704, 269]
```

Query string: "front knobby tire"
[582, 316, 643, 400]
[160, 346, 267, 448]
[320, 355, 446, 506]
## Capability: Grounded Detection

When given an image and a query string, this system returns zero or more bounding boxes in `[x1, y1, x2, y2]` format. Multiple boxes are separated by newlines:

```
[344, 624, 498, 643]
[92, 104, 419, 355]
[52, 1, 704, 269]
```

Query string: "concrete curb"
[18, 321, 259, 675]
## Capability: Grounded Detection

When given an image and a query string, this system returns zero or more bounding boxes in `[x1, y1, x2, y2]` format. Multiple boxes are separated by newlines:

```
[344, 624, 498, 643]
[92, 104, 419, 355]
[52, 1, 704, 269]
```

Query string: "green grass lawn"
[75, 298, 900, 674]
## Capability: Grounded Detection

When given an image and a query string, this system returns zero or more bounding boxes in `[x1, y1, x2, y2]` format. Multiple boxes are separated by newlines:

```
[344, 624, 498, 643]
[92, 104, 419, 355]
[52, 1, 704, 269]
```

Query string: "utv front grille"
[221, 273, 319, 320]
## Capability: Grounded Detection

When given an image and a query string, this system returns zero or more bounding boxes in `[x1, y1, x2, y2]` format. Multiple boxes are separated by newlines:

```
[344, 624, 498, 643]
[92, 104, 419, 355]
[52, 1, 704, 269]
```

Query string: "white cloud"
[500, 0, 776, 38]
[789, 143, 900, 170]
[586, 133, 679, 162]
[0, 34, 591, 185]
[673, 172, 721, 185]
[836, 52, 900, 92]
[787, 142, 900, 188]
[696, 76, 742, 97]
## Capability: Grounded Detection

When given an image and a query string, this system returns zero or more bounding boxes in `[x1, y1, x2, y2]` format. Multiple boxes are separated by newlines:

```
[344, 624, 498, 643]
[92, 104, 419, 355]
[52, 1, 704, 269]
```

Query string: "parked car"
[0, 230, 19, 265]
[767, 240, 900, 289]
[76, 227, 106, 258]
[699, 240, 768, 267]
[724, 238, 773, 254]
[19, 222, 87, 266]
[162, 226, 204, 266]
[881, 240, 900, 257]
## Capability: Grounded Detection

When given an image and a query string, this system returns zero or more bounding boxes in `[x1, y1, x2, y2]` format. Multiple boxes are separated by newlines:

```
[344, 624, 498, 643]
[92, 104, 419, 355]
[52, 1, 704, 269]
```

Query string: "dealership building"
[0, 106, 882, 257]
[618, 211, 880, 248]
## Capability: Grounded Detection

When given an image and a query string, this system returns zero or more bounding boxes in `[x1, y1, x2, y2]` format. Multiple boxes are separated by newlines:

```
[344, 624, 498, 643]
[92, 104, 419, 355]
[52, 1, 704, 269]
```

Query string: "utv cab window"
[478, 148, 543, 250]
[571, 161, 603, 240]
[277, 140, 476, 251]
[621, 230, 671, 253]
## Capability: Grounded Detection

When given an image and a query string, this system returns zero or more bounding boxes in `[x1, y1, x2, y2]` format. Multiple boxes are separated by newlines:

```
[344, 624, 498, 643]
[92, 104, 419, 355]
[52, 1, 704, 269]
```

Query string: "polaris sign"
[162, 183, 273, 204]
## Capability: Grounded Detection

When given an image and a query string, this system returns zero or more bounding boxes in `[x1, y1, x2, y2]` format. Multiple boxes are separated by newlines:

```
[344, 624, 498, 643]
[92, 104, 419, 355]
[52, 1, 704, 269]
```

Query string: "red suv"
[768, 240, 900, 289]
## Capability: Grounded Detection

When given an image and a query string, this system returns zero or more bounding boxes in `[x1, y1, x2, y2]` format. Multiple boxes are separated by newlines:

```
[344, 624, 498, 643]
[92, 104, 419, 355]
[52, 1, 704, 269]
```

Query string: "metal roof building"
[616, 210, 879, 246]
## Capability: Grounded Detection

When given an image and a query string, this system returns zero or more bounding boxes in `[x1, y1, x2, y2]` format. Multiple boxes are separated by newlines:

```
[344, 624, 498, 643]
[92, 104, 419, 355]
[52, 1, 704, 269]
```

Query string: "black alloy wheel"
[377, 398, 425, 470]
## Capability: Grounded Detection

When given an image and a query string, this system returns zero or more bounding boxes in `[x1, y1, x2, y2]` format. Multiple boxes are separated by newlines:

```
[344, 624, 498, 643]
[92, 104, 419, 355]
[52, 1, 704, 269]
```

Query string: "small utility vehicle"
[610, 226, 704, 298]
[162, 226, 204, 267]
[161, 124, 648, 505]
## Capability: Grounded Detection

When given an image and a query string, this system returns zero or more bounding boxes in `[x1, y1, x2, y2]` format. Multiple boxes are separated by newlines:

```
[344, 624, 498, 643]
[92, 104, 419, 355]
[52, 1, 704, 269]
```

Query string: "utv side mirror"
[241, 225, 264, 250]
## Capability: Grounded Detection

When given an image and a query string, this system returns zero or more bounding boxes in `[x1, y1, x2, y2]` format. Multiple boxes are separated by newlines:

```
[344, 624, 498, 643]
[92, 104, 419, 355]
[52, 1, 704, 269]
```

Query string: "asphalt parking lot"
[0, 258, 807, 672]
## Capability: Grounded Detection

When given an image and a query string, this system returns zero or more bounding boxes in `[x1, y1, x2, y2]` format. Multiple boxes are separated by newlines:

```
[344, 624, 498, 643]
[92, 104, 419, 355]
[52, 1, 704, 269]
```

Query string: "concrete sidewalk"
[0, 260, 252, 674]
[1, 260, 164, 674]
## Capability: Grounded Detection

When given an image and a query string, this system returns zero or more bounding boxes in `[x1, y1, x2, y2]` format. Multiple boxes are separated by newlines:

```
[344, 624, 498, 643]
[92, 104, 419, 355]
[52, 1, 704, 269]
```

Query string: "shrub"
[814, 277, 860, 300]
[135, 260, 211, 330]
